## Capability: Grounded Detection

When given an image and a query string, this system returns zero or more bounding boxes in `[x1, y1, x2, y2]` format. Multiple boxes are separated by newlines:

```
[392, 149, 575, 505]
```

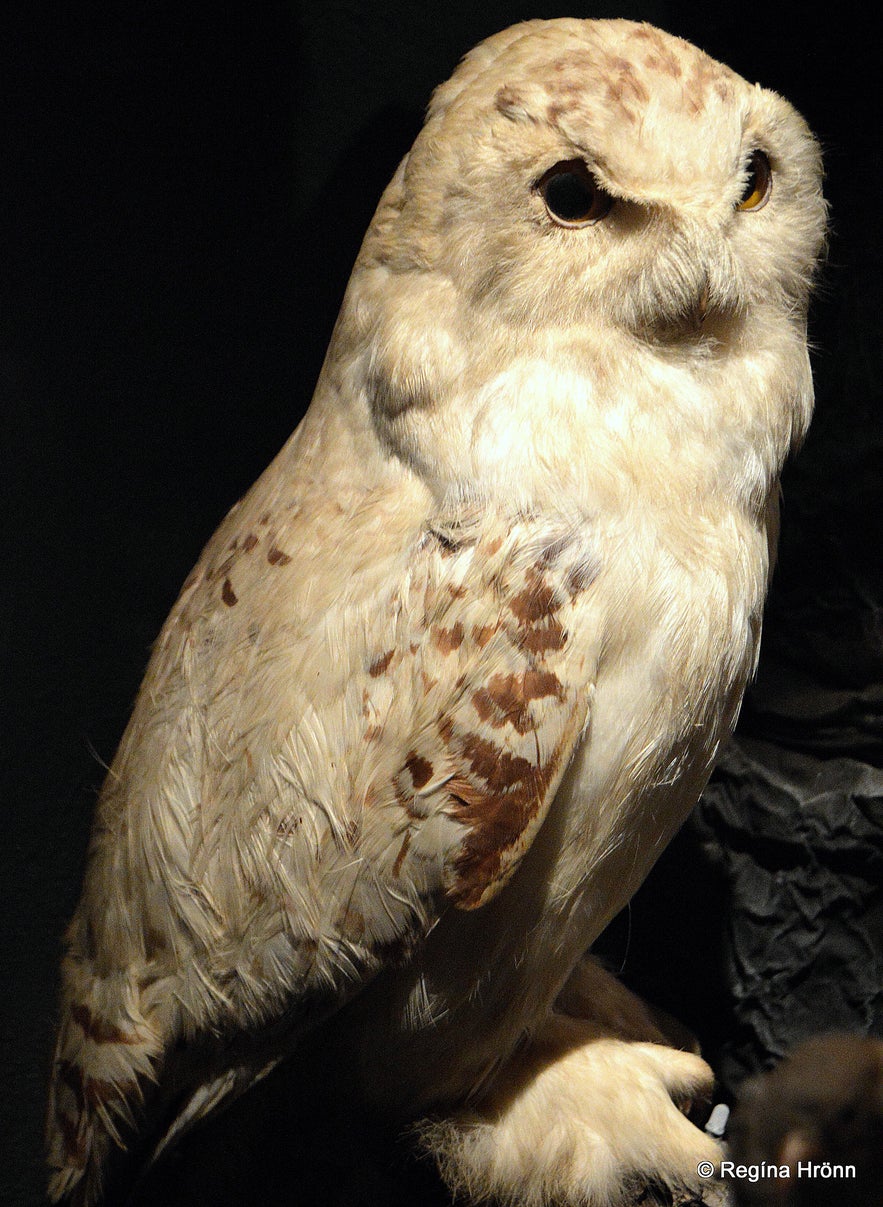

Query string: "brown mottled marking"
[364, 724, 383, 743]
[344, 819, 360, 846]
[550, 49, 596, 76]
[566, 557, 598, 595]
[547, 75, 584, 99]
[473, 669, 564, 734]
[267, 544, 292, 566]
[215, 553, 236, 579]
[645, 51, 681, 79]
[517, 618, 566, 655]
[394, 764, 431, 820]
[434, 621, 465, 654]
[221, 578, 238, 606]
[683, 56, 731, 115]
[446, 769, 544, 908]
[70, 1004, 138, 1046]
[495, 85, 526, 119]
[392, 830, 412, 878]
[606, 59, 650, 107]
[259, 511, 272, 525]
[522, 667, 565, 702]
[626, 24, 684, 77]
[546, 102, 568, 126]
[369, 649, 395, 677]
[421, 669, 439, 694]
[460, 732, 537, 795]
[472, 624, 497, 648]
[510, 568, 561, 624]
[405, 752, 434, 789]
[447, 583, 467, 600]
[242, 532, 259, 552]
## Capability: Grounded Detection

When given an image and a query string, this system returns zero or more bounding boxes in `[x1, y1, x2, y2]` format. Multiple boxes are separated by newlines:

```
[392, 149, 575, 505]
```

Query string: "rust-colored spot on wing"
[445, 748, 548, 910]
[221, 578, 238, 607]
[510, 569, 561, 624]
[267, 544, 292, 566]
[472, 669, 561, 734]
[70, 1004, 139, 1046]
[392, 830, 412, 878]
[369, 650, 395, 677]
[434, 622, 464, 654]
[460, 732, 537, 795]
[472, 671, 562, 733]
[517, 618, 566, 654]
[405, 752, 434, 789]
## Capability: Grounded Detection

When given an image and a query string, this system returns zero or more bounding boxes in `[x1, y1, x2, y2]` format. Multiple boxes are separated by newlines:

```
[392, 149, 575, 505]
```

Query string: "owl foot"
[417, 1013, 728, 1206]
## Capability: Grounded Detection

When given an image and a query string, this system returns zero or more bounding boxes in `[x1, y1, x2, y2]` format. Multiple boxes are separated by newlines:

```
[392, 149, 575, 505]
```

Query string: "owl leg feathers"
[417, 961, 726, 1206]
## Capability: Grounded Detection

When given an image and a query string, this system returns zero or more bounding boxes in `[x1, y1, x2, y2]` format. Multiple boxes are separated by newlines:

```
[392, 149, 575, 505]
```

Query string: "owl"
[47, 18, 826, 1207]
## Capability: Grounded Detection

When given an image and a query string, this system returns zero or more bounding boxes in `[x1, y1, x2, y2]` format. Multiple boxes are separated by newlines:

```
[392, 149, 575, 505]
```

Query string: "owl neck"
[331, 309, 809, 526]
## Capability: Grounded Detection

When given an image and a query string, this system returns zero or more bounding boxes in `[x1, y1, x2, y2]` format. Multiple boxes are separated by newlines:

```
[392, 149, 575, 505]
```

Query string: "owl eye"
[538, 159, 613, 227]
[736, 149, 772, 211]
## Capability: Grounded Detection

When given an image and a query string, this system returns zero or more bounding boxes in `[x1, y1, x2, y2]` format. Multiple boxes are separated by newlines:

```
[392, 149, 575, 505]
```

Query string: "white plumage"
[47, 18, 826, 1206]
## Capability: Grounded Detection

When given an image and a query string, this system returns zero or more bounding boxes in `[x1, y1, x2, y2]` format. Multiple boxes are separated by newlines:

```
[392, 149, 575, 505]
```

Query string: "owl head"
[326, 20, 827, 505]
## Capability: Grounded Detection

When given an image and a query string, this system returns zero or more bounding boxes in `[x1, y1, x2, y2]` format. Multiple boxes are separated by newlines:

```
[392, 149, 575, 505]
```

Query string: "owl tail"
[46, 951, 166, 1206]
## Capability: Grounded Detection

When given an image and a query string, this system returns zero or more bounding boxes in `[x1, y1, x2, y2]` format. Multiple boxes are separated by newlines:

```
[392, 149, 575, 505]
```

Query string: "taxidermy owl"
[47, 17, 826, 1207]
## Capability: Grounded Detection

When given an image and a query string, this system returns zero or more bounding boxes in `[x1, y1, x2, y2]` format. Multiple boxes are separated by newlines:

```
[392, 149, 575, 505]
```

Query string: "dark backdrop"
[2, 3, 880, 1204]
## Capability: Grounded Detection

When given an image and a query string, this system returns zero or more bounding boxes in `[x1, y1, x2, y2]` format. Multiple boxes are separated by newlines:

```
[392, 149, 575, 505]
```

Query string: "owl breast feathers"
[47, 18, 826, 1207]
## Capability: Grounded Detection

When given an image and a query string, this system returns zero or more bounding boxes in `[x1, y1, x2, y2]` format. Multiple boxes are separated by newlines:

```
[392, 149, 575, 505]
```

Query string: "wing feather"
[374, 509, 600, 911]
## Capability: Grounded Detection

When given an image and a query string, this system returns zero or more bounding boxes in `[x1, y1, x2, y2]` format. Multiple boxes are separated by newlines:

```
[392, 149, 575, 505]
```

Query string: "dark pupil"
[545, 171, 594, 221]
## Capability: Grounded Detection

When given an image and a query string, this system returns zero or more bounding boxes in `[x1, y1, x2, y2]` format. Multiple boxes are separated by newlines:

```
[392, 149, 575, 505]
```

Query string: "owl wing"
[46, 501, 602, 1201]
[367, 508, 600, 918]
[171, 500, 603, 1010]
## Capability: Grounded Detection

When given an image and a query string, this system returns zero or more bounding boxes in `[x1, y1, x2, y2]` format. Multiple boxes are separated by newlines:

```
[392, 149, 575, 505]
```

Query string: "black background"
[2, 2, 880, 1204]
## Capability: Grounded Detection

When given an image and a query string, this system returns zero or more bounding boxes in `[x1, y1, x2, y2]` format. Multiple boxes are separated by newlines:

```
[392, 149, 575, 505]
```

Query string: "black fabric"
[695, 738, 883, 1090]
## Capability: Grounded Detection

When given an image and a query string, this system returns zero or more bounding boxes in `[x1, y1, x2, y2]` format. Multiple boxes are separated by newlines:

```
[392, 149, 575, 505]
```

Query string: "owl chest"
[542, 513, 768, 922]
